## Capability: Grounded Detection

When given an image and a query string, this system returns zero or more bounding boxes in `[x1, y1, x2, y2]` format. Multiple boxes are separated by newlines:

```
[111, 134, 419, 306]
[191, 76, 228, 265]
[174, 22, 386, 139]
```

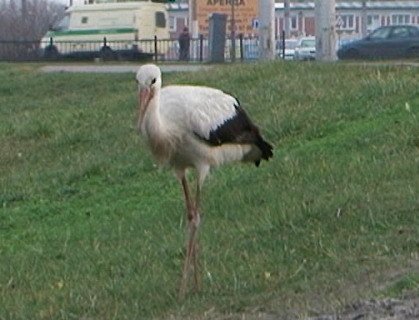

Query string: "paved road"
[39, 62, 419, 75]
[40, 64, 213, 74]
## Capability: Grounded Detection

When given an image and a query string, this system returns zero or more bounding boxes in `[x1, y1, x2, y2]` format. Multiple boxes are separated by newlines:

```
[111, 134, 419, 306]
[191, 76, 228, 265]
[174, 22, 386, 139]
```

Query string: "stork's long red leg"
[192, 181, 202, 292]
[179, 176, 199, 298]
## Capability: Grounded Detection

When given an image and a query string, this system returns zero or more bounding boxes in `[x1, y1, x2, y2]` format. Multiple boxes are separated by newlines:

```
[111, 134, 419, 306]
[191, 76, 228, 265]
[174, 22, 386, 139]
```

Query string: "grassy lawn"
[0, 61, 418, 319]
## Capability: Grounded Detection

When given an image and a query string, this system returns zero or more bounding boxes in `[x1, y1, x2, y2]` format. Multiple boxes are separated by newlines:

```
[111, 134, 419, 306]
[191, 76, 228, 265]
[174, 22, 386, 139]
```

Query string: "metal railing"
[0, 35, 270, 62]
[0, 41, 42, 61]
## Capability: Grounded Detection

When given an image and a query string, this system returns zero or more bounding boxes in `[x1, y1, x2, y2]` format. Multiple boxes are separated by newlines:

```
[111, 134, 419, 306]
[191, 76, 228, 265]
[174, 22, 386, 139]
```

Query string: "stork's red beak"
[139, 87, 151, 109]
[137, 87, 153, 132]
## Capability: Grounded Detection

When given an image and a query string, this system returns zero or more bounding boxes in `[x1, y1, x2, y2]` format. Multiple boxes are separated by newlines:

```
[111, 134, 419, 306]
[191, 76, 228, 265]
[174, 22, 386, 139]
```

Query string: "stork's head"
[136, 64, 162, 129]
[136, 64, 162, 103]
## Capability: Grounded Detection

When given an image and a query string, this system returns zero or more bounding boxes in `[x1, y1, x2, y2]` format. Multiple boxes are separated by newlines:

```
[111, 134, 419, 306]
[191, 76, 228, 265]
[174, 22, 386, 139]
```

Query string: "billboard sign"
[196, 0, 259, 36]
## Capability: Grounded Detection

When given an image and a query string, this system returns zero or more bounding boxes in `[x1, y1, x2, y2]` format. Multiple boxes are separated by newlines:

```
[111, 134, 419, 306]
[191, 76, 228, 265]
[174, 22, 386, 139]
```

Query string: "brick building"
[167, 1, 419, 41]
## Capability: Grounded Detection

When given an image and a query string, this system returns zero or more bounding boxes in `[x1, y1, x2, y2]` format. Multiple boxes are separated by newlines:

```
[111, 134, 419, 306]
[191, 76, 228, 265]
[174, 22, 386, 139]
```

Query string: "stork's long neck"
[138, 88, 162, 137]
[139, 89, 173, 164]
[139, 88, 170, 149]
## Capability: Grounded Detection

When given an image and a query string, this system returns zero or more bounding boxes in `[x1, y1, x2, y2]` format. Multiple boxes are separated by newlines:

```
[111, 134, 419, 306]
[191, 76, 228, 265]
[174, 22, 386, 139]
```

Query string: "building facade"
[167, 1, 419, 40]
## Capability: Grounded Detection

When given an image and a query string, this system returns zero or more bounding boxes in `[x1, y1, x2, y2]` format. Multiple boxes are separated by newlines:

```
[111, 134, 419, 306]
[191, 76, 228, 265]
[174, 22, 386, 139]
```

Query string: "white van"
[40, 0, 169, 59]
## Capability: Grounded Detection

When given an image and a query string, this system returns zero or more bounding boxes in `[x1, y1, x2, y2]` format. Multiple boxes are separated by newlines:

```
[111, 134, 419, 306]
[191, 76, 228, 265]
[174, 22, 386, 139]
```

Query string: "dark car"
[337, 25, 419, 60]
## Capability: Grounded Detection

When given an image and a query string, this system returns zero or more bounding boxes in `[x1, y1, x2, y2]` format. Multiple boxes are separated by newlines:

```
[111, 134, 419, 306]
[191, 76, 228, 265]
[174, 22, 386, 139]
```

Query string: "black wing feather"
[207, 103, 256, 146]
[195, 99, 273, 165]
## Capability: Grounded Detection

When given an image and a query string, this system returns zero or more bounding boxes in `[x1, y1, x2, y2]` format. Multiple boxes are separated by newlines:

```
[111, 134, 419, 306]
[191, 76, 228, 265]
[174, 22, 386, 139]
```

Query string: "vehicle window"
[391, 27, 410, 39]
[286, 41, 298, 49]
[409, 27, 419, 37]
[155, 12, 166, 28]
[300, 39, 315, 47]
[278, 40, 298, 49]
[369, 27, 391, 40]
[169, 16, 176, 32]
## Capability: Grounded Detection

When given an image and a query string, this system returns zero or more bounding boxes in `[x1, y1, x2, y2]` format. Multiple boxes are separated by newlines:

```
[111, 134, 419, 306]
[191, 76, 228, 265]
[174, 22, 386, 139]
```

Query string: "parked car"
[294, 37, 316, 60]
[337, 25, 419, 60]
[277, 39, 298, 60]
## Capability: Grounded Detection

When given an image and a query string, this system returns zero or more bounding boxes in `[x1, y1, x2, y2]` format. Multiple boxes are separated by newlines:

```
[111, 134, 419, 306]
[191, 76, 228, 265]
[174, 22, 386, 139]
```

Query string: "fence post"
[154, 36, 158, 62]
[282, 30, 285, 60]
[239, 34, 244, 61]
[199, 34, 204, 62]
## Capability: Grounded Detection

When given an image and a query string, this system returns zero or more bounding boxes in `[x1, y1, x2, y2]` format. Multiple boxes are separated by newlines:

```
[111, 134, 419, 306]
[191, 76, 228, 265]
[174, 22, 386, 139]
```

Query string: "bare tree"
[0, 0, 65, 41]
[0, 0, 65, 60]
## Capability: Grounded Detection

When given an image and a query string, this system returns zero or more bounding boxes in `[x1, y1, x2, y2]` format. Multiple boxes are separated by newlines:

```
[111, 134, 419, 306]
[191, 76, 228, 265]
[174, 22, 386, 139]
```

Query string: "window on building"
[367, 14, 380, 31]
[337, 14, 355, 30]
[81, 16, 88, 24]
[290, 16, 298, 30]
[391, 14, 410, 25]
[155, 12, 166, 28]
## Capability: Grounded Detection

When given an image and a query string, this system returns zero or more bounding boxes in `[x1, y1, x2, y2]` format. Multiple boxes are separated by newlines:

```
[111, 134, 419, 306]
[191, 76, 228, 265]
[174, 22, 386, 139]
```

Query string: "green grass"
[381, 272, 419, 298]
[0, 61, 418, 319]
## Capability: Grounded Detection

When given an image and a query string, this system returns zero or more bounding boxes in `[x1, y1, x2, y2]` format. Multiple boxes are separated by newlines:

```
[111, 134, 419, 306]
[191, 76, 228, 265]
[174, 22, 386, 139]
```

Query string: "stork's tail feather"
[254, 136, 273, 167]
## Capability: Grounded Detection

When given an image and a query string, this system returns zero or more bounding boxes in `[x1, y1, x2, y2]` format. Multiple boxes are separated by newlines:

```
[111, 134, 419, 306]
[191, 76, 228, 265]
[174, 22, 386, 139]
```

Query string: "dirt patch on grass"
[307, 295, 419, 320]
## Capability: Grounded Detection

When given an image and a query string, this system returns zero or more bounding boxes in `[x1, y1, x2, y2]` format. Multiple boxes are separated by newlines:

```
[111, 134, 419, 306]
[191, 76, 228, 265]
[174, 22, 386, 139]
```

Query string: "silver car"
[277, 39, 299, 60]
[294, 37, 316, 60]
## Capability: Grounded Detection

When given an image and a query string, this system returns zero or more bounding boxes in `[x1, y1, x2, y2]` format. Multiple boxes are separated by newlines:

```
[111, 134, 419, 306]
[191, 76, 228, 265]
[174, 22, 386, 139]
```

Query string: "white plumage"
[135, 64, 273, 296]
[161, 86, 238, 138]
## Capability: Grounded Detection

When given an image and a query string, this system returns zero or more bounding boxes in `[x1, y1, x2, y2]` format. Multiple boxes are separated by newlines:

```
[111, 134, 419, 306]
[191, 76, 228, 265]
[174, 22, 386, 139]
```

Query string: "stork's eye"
[151, 78, 157, 85]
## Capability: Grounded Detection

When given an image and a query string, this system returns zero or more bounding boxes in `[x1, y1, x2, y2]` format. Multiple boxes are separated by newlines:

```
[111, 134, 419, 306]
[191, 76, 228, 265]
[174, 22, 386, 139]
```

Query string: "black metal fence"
[0, 35, 263, 62]
[0, 41, 42, 61]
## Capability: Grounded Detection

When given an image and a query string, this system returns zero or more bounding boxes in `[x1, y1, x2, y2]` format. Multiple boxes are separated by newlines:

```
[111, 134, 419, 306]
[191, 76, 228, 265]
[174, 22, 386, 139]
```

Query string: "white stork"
[135, 64, 273, 296]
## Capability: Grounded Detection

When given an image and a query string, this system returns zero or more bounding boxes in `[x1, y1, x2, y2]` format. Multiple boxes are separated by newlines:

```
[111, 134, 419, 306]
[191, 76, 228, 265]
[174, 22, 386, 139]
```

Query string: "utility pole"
[21, 0, 27, 40]
[21, 0, 27, 21]
[314, 0, 337, 61]
[258, 0, 275, 60]
[230, 1, 236, 62]
[361, 0, 368, 37]
[284, 0, 290, 39]
[189, 0, 198, 38]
